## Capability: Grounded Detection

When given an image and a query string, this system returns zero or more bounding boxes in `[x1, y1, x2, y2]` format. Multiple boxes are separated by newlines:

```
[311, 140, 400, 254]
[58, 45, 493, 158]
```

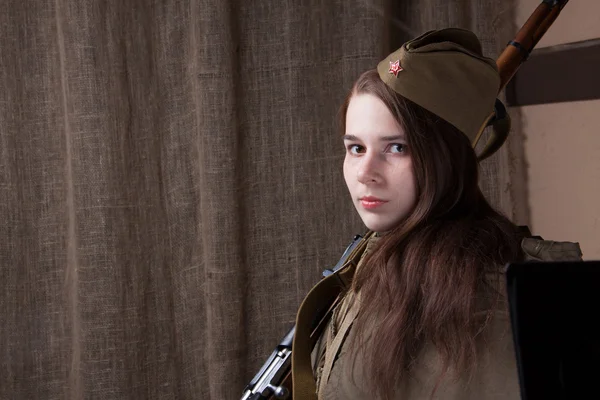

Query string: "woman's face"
[343, 93, 417, 232]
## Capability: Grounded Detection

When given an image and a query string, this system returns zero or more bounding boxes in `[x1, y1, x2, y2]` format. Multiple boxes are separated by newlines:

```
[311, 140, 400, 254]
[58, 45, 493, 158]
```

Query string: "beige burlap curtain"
[0, 1, 515, 399]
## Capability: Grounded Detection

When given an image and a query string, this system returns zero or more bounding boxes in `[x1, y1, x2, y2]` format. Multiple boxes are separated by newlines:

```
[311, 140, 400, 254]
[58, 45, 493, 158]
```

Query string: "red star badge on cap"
[388, 59, 403, 76]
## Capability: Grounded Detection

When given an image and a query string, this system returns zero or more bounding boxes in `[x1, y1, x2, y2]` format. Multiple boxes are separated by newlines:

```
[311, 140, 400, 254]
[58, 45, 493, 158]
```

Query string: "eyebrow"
[343, 134, 405, 141]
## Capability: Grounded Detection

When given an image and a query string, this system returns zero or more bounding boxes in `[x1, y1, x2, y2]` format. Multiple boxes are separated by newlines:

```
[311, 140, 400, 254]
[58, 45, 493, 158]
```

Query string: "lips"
[360, 196, 387, 210]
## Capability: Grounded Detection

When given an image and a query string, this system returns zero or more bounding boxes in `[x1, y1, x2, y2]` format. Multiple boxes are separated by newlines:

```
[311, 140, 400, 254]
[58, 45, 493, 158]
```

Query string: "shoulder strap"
[317, 293, 360, 398]
[291, 231, 373, 400]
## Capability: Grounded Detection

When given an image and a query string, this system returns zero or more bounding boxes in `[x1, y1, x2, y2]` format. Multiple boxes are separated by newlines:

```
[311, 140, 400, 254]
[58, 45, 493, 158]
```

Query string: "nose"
[356, 152, 381, 184]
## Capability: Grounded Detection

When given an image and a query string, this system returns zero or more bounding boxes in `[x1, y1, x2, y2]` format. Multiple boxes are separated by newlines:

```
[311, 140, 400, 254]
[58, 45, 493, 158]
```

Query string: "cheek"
[406, 168, 418, 205]
[405, 163, 417, 190]
[392, 162, 417, 199]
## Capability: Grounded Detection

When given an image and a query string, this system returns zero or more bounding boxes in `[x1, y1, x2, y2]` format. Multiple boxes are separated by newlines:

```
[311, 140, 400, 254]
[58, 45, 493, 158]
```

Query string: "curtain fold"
[0, 1, 515, 399]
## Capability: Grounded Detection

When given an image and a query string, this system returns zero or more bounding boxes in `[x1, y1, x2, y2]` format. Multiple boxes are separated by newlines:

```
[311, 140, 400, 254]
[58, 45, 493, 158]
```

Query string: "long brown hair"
[340, 70, 522, 399]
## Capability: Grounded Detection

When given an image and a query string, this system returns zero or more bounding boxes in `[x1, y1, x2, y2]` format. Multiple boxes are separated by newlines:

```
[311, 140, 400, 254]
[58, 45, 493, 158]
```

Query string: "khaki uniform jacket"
[310, 236, 583, 400]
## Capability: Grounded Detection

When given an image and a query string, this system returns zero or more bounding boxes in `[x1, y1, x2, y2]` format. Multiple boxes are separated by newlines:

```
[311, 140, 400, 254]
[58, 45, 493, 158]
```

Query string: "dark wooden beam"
[505, 38, 600, 106]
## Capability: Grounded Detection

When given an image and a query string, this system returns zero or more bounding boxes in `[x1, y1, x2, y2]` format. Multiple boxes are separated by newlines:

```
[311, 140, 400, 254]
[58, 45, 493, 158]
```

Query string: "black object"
[506, 260, 600, 400]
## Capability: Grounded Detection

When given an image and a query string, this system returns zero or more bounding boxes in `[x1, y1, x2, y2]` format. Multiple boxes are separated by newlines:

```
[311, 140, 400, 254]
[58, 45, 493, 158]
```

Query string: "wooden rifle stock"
[240, 1, 570, 398]
[477, 0, 569, 160]
[497, 0, 569, 91]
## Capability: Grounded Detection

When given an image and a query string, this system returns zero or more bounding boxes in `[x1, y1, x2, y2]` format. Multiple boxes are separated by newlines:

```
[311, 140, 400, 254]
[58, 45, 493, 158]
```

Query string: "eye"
[388, 143, 407, 153]
[346, 144, 365, 155]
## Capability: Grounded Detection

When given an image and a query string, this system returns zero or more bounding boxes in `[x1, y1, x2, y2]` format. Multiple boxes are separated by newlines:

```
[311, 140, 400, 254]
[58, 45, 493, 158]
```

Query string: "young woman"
[305, 28, 583, 400]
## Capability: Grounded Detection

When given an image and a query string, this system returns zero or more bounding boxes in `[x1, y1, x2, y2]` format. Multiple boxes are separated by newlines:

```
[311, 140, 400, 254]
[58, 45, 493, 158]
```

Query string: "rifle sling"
[317, 294, 359, 398]
[291, 232, 372, 400]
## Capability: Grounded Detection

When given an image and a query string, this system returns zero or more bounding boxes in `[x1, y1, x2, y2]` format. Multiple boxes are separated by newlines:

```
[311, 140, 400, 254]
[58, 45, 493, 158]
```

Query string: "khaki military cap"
[377, 28, 500, 142]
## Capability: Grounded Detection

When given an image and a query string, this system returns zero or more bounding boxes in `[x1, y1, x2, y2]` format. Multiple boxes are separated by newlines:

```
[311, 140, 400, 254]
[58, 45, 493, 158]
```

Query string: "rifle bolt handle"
[267, 384, 290, 399]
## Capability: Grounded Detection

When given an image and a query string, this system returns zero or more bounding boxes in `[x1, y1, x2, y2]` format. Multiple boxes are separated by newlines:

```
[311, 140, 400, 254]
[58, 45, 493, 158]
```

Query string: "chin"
[361, 217, 396, 233]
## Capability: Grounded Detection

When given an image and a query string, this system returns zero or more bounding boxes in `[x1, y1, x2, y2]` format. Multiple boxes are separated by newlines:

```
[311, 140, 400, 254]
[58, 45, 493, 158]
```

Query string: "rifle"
[240, 1, 570, 398]
[240, 326, 295, 400]
[240, 234, 367, 400]
[476, 0, 570, 160]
